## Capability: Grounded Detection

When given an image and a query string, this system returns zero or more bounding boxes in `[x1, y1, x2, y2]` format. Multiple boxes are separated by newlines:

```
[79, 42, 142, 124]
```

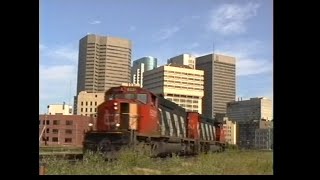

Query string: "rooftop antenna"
[213, 39, 215, 54]
[212, 38, 215, 60]
[68, 80, 71, 106]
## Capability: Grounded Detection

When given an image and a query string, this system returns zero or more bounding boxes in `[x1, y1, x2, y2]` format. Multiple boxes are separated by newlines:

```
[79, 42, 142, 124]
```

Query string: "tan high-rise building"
[76, 34, 132, 95]
[143, 64, 204, 113]
[196, 53, 236, 118]
[73, 91, 104, 117]
[167, 54, 196, 69]
[222, 117, 238, 145]
[226, 97, 273, 122]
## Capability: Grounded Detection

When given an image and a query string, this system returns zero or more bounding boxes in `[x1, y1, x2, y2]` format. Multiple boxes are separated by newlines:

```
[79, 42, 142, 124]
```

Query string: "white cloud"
[191, 15, 200, 19]
[40, 65, 76, 81]
[236, 58, 272, 76]
[189, 42, 199, 49]
[192, 39, 272, 76]
[180, 15, 201, 24]
[89, 20, 101, 25]
[209, 2, 260, 35]
[39, 65, 77, 113]
[39, 42, 78, 113]
[153, 15, 199, 41]
[129, 25, 136, 31]
[154, 26, 180, 41]
[41, 44, 78, 63]
[39, 44, 47, 50]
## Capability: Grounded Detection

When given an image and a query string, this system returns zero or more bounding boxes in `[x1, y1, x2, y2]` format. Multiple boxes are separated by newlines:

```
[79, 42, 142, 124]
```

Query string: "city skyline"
[39, 0, 273, 114]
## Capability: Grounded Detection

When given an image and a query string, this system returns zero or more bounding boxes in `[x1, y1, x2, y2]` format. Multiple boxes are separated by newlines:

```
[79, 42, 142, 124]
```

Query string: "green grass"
[40, 147, 273, 175]
[40, 146, 83, 155]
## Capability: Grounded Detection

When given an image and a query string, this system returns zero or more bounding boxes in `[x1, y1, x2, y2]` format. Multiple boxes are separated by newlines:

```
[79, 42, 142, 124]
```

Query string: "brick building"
[39, 114, 92, 147]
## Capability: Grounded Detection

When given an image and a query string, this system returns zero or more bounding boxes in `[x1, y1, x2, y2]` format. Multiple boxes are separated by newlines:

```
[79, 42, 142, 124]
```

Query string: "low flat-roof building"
[39, 114, 92, 147]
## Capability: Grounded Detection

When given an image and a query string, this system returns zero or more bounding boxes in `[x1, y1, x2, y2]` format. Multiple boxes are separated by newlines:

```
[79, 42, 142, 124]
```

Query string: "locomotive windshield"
[106, 93, 148, 104]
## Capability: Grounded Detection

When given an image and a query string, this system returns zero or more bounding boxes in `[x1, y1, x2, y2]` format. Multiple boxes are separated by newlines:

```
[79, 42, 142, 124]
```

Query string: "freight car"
[83, 85, 226, 158]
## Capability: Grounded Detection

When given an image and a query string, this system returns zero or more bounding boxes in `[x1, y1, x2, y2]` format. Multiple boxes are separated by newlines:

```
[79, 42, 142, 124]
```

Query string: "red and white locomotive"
[83, 85, 226, 157]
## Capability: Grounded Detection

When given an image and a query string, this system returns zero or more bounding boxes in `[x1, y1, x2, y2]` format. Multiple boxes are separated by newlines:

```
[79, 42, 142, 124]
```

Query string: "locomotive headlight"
[113, 102, 118, 106]
[116, 123, 120, 127]
[88, 123, 93, 127]
[114, 106, 118, 110]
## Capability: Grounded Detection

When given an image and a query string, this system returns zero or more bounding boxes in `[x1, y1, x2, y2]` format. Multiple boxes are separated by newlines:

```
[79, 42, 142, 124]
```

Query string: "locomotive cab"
[83, 85, 159, 154]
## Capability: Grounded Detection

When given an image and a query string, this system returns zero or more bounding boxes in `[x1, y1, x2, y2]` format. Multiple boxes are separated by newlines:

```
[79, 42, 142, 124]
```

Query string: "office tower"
[143, 64, 204, 113]
[196, 53, 236, 118]
[226, 97, 273, 122]
[131, 56, 157, 86]
[76, 34, 132, 95]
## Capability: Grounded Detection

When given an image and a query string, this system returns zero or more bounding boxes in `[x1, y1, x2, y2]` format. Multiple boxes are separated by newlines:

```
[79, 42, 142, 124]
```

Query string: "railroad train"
[83, 85, 226, 158]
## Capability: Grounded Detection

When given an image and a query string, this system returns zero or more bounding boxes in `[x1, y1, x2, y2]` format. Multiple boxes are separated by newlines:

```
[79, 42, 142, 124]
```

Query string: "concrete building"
[237, 120, 273, 149]
[255, 128, 273, 150]
[167, 54, 196, 69]
[73, 91, 104, 117]
[222, 117, 238, 145]
[47, 103, 73, 115]
[131, 56, 157, 86]
[237, 120, 260, 149]
[143, 64, 204, 113]
[196, 53, 236, 119]
[39, 114, 92, 147]
[227, 97, 273, 122]
[76, 34, 132, 95]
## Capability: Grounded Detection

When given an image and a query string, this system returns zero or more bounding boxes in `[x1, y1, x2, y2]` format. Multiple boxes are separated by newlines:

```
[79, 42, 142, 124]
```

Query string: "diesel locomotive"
[83, 85, 226, 157]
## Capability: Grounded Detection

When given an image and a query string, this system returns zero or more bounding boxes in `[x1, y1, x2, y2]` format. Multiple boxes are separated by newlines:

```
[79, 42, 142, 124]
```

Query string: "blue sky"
[40, 0, 273, 114]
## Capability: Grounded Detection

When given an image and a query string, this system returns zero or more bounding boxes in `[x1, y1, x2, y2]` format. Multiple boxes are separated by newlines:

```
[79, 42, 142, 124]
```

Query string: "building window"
[81, 101, 83, 106]
[86, 102, 88, 106]
[90, 108, 92, 112]
[95, 102, 97, 106]
[95, 108, 97, 112]
[53, 120, 60, 125]
[65, 129, 72, 134]
[85, 108, 87, 112]
[46, 120, 50, 125]
[66, 120, 73, 125]
[65, 138, 72, 143]
[52, 129, 59, 134]
[81, 108, 83, 112]
[43, 120, 45, 125]
[90, 101, 92, 106]
[52, 137, 58, 142]
[95, 95, 97, 98]
[46, 128, 49, 133]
